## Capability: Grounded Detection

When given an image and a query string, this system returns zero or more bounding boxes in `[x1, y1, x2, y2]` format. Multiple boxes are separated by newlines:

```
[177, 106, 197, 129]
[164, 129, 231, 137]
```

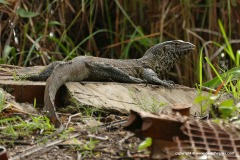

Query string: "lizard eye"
[163, 46, 166, 52]
[175, 42, 180, 47]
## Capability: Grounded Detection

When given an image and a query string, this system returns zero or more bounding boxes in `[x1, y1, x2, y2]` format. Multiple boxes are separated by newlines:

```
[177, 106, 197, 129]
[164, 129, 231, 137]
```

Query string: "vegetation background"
[0, 0, 239, 87]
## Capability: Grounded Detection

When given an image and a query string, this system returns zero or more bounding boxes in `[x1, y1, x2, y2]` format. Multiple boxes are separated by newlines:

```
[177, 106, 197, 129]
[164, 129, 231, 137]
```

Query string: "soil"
[4, 113, 148, 160]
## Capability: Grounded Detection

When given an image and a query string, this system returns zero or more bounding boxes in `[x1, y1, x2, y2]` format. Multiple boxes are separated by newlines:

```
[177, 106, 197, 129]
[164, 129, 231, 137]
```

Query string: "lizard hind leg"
[85, 63, 145, 83]
[44, 61, 90, 127]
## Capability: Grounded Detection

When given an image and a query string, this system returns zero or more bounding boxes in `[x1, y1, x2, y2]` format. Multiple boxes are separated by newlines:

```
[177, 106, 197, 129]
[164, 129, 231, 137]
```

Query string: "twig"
[1, 140, 33, 145]
[119, 133, 135, 150]
[35, 124, 65, 143]
[87, 134, 109, 141]
[0, 64, 22, 69]
[77, 151, 81, 160]
[198, 85, 216, 92]
[65, 112, 82, 128]
[25, 146, 56, 160]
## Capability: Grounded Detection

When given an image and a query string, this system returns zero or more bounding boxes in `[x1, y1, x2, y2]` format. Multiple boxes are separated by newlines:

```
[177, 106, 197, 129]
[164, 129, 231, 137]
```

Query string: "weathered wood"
[0, 64, 230, 116]
[66, 82, 202, 115]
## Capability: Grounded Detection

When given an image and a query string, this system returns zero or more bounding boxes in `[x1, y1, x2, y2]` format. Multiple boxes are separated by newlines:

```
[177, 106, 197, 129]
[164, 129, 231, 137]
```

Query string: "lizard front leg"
[141, 68, 175, 87]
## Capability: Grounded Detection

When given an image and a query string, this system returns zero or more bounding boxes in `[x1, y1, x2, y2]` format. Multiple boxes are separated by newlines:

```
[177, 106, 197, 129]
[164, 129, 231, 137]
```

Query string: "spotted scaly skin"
[26, 40, 195, 127]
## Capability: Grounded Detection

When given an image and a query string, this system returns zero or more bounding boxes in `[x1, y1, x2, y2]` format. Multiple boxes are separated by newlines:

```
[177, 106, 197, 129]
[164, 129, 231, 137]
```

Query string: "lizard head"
[142, 40, 195, 74]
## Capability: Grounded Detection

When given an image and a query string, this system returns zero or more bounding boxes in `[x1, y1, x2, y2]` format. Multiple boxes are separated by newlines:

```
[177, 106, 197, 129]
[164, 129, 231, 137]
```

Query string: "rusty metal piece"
[124, 110, 189, 159]
[125, 110, 240, 159]
[163, 120, 240, 159]
[150, 139, 176, 159]
[124, 110, 188, 141]
[0, 146, 8, 160]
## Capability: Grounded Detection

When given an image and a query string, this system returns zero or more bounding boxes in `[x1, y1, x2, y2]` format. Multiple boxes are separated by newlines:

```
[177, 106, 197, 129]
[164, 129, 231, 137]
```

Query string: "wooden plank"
[0, 64, 230, 116]
[66, 82, 202, 115]
[0, 65, 45, 105]
[0, 80, 45, 105]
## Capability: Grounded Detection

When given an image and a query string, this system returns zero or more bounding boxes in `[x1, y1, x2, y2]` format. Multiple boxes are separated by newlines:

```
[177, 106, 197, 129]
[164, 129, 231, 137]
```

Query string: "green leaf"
[16, 8, 39, 18]
[138, 137, 152, 151]
[237, 50, 240, 66]
[231, 0, 237, 6]
[218, 19, 235, 61]
[203, 66, 240, 88]
[219, 99, 234, 107]
[194, 95, 208, 104]
[219, 106, 235, 118]
[33, 98, 36, 108]
[3, 45, 13, 59]
[219, 99, 235, 118]
[0, 89, 6, 111]
[135, 27, 149, 46]
[48, 21, 61, 27]
[0, 0, 10, 5]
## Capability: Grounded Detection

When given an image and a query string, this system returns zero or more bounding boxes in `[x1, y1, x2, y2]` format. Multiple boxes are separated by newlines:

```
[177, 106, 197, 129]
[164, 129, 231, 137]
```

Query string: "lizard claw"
[130, 76, 145, 83]
[161, 80, 175, 88]
[162, 80, 175, 85]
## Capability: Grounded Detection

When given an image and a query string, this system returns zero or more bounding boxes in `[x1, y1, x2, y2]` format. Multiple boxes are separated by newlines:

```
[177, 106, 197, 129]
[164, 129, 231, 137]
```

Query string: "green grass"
[196, 19, 240, 118]
[69, 138, 100, 158]
[0, 115, 54, 142]
[0, 89, 6, 112]
[139, 97, 167, 114]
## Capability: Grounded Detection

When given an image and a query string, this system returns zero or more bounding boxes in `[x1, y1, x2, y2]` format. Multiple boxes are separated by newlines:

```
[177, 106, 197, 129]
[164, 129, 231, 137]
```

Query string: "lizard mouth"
[180, 47, 195, 52]
[185, 43, 195, 50]
[189, 44, 196, 50]
[181, 44, 195, 53]
[178, 44, 195, 55]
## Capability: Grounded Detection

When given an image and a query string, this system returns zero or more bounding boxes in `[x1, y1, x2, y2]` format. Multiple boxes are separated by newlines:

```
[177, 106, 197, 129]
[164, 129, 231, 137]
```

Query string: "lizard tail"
[44, 61, 90, 127]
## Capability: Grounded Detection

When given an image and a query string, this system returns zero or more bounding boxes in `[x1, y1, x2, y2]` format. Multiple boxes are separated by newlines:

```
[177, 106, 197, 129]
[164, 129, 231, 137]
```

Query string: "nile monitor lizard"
[25, 40, 195, 128]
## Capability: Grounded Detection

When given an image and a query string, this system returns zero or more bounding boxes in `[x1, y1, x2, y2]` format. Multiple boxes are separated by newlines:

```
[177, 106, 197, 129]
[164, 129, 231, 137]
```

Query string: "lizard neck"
[138, 54, 156, 69]
[138, 50, 181, 75]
